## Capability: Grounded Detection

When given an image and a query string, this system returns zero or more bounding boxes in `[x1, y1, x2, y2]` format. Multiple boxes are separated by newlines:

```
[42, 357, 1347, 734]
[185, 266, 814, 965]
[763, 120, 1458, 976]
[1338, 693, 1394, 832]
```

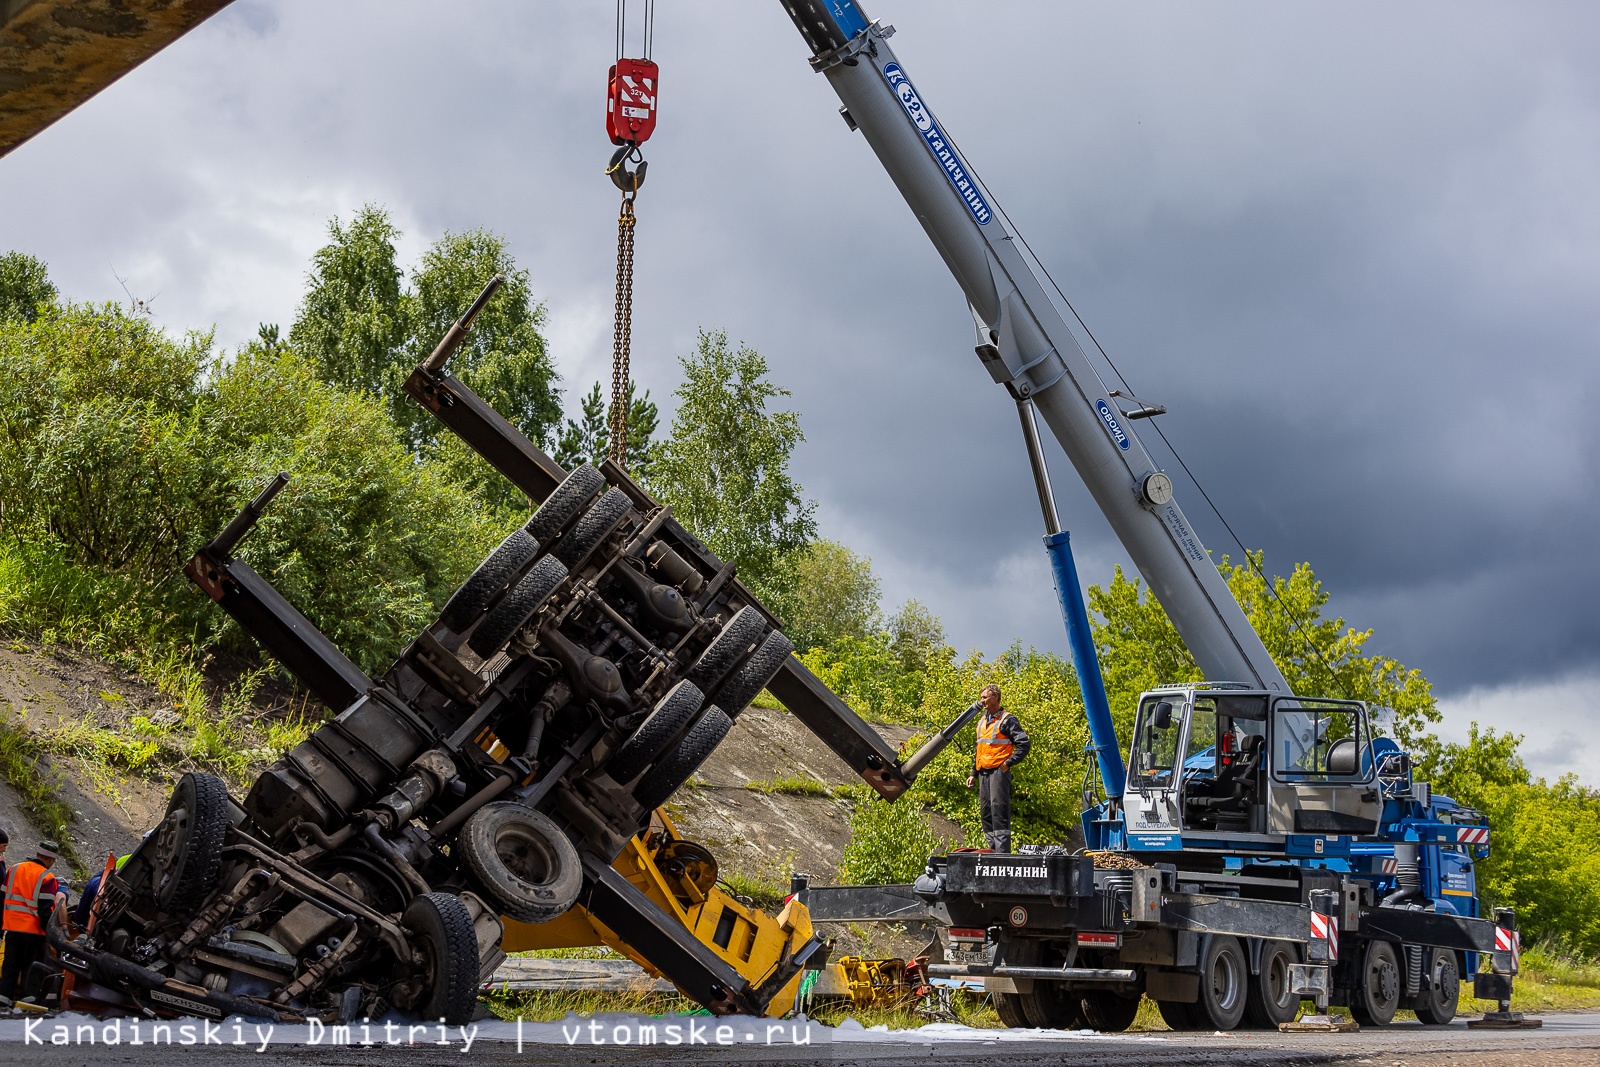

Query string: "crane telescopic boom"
[779, 1, 1288, 695]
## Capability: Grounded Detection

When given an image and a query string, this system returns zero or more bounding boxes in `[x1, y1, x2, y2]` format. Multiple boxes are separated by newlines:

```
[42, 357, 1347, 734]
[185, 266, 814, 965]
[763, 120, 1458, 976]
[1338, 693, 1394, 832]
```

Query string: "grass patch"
[484, 988, 701, 1022]
[718, 867, 791, 912]
[745, 775, 832, 798]
[0, 717, 82, 875]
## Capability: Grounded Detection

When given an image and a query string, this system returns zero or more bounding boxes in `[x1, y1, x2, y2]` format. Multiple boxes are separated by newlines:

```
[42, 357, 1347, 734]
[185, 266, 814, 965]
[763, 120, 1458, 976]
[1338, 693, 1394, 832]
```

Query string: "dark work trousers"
[0, 931, 44, 1000]
[978, 767, 1012, 853]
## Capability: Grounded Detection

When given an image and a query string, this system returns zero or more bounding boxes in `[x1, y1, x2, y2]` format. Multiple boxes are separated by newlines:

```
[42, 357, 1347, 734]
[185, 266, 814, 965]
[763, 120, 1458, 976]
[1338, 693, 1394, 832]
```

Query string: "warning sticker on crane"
[882, 63, 992, 226]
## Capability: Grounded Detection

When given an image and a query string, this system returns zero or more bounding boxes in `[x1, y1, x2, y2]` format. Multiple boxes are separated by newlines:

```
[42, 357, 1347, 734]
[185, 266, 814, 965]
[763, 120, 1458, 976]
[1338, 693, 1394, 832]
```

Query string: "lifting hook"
[607, 144, 648, 195]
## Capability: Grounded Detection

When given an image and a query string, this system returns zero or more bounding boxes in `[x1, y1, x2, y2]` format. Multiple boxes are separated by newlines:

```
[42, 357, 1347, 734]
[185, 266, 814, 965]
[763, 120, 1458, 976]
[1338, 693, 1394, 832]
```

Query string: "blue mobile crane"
[779, 0, 1532, 1033]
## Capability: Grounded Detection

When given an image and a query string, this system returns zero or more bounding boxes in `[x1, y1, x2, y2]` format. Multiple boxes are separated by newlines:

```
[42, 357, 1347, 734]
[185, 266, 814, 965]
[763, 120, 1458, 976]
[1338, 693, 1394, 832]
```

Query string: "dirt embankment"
[0, 640, 958, 941]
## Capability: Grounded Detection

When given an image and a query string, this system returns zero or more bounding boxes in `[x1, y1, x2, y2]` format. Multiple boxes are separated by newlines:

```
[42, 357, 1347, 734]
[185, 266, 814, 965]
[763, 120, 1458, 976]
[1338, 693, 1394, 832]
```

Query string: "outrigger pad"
[1468, 1012, 1543, 1030]
[1279, 1013, 1359, 1033]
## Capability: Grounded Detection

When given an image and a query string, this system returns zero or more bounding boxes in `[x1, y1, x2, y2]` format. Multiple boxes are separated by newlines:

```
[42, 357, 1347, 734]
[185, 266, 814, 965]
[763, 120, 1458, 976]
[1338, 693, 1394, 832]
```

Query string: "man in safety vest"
[964, 684, 1031, 852]
[0, 841, 65, 1003]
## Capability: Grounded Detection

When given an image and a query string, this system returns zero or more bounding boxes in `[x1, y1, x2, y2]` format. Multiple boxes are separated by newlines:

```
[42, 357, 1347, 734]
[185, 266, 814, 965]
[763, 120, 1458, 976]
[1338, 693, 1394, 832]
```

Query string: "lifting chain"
[609, 186, 638, 469]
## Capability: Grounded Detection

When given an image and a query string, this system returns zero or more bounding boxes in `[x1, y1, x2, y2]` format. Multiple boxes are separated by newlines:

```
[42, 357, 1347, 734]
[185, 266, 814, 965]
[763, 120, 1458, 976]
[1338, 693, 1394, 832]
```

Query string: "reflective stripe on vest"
[3, 862, 44, 935]
[976, 713, 1014, 770]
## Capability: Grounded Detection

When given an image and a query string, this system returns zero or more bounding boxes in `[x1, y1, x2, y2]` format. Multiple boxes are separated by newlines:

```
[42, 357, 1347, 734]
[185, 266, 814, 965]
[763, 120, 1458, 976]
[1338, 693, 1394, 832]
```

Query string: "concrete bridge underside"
[1, 0, 234, 158]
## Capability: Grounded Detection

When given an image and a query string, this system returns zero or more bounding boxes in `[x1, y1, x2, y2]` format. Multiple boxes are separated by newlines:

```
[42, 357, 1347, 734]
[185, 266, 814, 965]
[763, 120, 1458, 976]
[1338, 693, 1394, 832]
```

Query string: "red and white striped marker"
[1495, 925, 1521, 970]
[1380, 857, 1398, 874]
[1457, 826, 1490, 845]
[1310, 912, 1340, 962]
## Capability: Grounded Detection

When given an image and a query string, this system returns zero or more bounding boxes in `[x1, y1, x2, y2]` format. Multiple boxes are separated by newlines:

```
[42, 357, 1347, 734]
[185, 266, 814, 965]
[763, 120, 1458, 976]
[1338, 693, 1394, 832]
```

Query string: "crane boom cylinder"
[779, 3, 1287, 694]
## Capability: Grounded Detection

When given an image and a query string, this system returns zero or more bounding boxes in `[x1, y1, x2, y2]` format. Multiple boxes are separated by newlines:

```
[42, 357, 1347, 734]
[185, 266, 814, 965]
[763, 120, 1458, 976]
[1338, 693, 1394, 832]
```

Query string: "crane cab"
[1120, 684, 1382, 858]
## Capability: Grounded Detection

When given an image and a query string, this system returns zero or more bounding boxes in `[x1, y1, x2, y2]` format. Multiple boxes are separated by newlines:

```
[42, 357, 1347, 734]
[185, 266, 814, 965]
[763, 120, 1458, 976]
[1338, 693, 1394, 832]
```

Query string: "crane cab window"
[1270, 699, 1372, 782]
[1131, 697, 1182, 787]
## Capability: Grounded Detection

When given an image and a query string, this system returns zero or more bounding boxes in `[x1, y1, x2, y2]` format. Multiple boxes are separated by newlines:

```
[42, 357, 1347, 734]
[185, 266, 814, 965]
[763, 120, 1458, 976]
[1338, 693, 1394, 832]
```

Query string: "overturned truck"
[56, 278, 920, 1025]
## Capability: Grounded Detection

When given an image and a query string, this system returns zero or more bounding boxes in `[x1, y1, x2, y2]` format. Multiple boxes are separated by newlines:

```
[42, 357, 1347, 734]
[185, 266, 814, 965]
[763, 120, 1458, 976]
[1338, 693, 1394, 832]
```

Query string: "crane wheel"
[400, 893, 480, 1026]
[712, 630, 793, 717]
[633, 707, 732, 810]
[440, 529, 539, 632]
[467, 555, 567, 658]
[608, 680, 704, 785]
[1243, 940, 1300, 1028]
[1349, 939, 1402, 1026]
[525, 464, 605, 544]
[1411, 948, 1460, 1025]
[687, 606, 765, 692]
[151, 772, 230, 913]
[554, 489, 632, 570]
[458, 803, 582, 924]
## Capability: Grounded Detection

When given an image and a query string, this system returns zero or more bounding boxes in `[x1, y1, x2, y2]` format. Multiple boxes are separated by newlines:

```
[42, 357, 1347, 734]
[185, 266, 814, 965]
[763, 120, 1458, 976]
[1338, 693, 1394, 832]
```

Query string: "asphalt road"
[0, 1012, 1593, 1066]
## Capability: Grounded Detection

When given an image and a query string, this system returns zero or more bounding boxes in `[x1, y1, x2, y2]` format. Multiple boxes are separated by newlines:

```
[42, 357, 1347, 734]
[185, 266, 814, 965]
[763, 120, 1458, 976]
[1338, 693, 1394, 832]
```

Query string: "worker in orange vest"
[0, 841, 65, 1004]
[964, 684, 1031, 852]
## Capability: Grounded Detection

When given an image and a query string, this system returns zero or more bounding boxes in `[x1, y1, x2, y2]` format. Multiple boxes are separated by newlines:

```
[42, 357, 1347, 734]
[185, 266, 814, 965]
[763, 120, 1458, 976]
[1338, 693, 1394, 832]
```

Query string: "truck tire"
[458, 803, 582, 924]
[1156, 999, 1198, 1030]
[401, 893, 480, 1025]
[1244, 940, 1300, 1028]
[467, 555, 568, 658]
[633, 707, 732, 810]
[1021, 982, 1087, 1030]
[608, 680, 705, 785]
[992, 992, 1031, 1028]
[1192, 935, 1248, 1030]
[687, 606, 765, 693]
[525, 464, 605, 544]
[1348, 939, 1402, 1026]
[440, 529, 539, 632]
[712, 630, 792, 717]
[152, 772, 230, 912]
[1412, 948, 1459, 1025]
[553, 488, 632, 569]
[1079, 989, 1141, 1032]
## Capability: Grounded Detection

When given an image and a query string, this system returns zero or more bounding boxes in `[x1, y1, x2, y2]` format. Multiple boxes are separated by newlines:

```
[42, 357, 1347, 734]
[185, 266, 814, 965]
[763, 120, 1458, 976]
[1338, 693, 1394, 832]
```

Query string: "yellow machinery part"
[499, 810, 815, 1017]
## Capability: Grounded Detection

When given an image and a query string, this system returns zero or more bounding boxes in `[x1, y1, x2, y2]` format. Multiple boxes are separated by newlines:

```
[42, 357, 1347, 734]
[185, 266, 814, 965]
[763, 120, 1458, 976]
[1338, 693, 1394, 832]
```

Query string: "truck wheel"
[553, 488, 632, 569]
[687, 606, 765, 692]
[1192, 935, 1247, 1030]
[1079, 989, 1140, 1032]
[152, 772, 230, 912]
[1156, 998, 1198, 1030]
[1349, 939, 1402, 1026]
[608, 680, 704, 785]
[400, 893, 480, 1026]
[525, 464, 605, 544]
[712, 631, 793, 717]
[1244, 940, 1300, 1028]
[992, 992, 1031, 1028]
[440, 528, 539, 631]
[467, 555, 568, 658]
[1021, 982, 1087, 1029]
[458, 802, 582, 924]
[1412, 948, 1459, 1025]
[634, 707, 732, 810]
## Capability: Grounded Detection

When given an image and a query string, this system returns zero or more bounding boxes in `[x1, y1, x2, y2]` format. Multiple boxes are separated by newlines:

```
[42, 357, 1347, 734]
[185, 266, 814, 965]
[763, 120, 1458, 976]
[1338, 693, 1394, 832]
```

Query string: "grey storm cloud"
[1, 1, 1597, 780]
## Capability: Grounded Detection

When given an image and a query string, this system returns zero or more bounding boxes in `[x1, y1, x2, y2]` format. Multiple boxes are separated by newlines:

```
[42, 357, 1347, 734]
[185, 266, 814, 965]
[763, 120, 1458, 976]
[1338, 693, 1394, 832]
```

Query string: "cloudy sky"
[3, 2, 1597, 783]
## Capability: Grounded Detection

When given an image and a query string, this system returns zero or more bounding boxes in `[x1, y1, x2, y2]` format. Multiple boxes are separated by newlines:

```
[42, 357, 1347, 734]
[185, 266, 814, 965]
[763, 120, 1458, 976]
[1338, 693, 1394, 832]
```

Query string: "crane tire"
[1079, 989, 1141, 1032]
[1348, 939, 1402, 1026]
[152, 772, 230, 912]
[1021, 982, 1087, 1029]
[526, 464, 606, 544]
[712, 630, 793, 717]
[1412, 948, 1459, 1025]
[458, 803, 582, 925]
[633, 707, 732, 810]
[687, 606, 765, 693]
[401, 892, 480, 1026]
[992, 992, 1031, 1028]
[1243, 940, 1300, 1028]
[440, 529, 539, 632]
[467, 555, 568, 658]
[553, 488, 632, 569]
[1191, 934, 1248, 1030]
[608, 680, 704, 785]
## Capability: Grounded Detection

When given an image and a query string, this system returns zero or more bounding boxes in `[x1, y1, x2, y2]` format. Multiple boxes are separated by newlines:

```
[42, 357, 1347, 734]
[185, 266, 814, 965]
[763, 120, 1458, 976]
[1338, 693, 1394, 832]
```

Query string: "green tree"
[888, 599, 949, 676]
[288, 206, 562, 472]
[1088, 552, 1439, 750]
[0, 252, 57, 324]
[786, 539, 880, 652]
[553, 379, 660, 478]
[647, 329, 816, 613]
[839, 793, 940, 885]
[289, 206, 406, 401]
